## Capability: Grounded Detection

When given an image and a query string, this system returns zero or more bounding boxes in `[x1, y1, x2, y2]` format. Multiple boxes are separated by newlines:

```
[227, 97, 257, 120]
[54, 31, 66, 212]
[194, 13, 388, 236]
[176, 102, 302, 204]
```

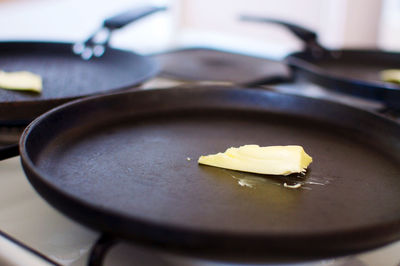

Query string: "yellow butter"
[198, 145, 312, 176]
[0, 70, 42, 93]
[380, 69, 400, 84]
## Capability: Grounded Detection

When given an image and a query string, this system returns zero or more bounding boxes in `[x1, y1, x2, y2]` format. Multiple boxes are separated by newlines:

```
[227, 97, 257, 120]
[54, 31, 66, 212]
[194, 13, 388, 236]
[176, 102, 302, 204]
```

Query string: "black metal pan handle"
[103, 6, 167, 30]
[88, 234, 118, 266]
[240, 15, 328, 56]
[0, 125, 23, 160]
[0, 143, 19, 160]
[74, 5, 167, 59]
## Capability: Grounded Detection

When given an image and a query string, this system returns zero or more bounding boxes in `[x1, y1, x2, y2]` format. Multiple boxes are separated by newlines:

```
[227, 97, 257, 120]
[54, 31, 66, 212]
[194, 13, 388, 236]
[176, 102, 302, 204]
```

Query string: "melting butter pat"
[198, 145, 312, 176]
[380, 69, 400, 84]
[0, 70, 42, 93]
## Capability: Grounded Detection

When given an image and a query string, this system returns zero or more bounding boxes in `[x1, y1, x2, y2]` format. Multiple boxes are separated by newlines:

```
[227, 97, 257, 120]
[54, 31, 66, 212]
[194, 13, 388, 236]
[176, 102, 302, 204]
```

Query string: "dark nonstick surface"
[0, 42, 158, 124]
[20, 87, 400, 262]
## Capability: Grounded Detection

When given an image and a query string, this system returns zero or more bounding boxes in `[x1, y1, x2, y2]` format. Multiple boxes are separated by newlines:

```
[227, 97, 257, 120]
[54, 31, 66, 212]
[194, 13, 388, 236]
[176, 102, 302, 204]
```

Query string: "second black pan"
[241, 16, 400, 108]
[0, 41, 157, 125]
[20, 86, 400, 262]
[152, 47, 291, 86]
[0, 6, 166, 125]
[288, 49, 400, 108]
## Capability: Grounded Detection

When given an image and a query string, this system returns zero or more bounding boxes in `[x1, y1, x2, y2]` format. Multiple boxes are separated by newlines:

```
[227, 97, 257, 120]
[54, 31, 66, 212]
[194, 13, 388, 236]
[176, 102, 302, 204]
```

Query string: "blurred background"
[0, 0, 398, 59]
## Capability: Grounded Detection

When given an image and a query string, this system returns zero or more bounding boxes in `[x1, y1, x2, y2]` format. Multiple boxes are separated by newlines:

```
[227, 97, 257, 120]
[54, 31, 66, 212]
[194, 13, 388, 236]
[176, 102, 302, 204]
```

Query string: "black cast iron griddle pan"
[241, 16, 400, 108]
[20, 86, 400, 262]
[152, 47, 291, 86]
[0, 5, 166, 126]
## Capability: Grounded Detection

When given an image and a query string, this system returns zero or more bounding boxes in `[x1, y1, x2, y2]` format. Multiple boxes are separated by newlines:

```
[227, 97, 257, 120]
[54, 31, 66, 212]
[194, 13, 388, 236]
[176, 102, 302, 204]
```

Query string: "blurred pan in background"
[241, 16, 400, 108]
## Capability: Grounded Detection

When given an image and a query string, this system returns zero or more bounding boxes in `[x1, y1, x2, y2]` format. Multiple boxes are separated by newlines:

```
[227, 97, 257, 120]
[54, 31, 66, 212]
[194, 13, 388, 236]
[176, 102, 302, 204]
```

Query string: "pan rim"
[18, 86, 400, 261]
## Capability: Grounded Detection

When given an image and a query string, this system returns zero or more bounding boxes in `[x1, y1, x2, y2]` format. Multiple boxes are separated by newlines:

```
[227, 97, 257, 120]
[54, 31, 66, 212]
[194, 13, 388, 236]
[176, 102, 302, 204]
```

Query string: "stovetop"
[1, 48, 400, 266]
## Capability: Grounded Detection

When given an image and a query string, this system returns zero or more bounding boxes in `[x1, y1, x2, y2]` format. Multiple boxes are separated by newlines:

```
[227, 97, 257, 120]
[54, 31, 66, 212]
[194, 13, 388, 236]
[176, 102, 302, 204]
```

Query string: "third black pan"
[20, 87, 400, 263]
[241, 16, 400, 108]
[0, 41, 157, 125]
[288, 49, 400, 108]
[0, 6, 166, 125]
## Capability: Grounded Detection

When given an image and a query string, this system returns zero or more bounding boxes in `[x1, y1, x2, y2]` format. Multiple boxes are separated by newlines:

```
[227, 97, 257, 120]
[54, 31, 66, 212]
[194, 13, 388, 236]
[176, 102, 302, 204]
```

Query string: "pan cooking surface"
[36, 112, 400, 232]
[21, 88, 400, 260]
[0, 42, 156, 102]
